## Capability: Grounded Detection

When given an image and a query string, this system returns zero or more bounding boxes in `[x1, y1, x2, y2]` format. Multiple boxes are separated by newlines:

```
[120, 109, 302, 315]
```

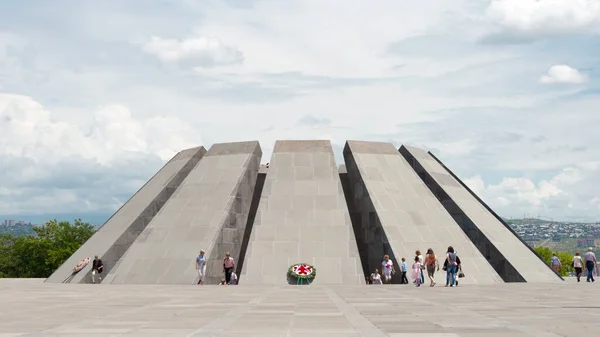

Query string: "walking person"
[424, 248, 439, 287]
[415, 250, 424, 284]
[91, 255, 103, 284]
[381, 254, 396, 284]
[370, 269, 383, 285]
[572, 252, 584, 282]
[229, 269, 238, 285]
[196, 250, 207, 285]
[412, 256, 423, 287]
[551, 253, 562, 273]
[455, 252, 463, 286]
[584, 247, 597, 282]
[445, 246, 458, 287]
[223, 252, 235, 284]
[401, 257, 409, 284]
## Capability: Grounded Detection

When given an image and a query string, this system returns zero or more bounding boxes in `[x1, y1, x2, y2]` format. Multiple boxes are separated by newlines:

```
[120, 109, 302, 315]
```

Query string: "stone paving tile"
[1, 279, 600, 336]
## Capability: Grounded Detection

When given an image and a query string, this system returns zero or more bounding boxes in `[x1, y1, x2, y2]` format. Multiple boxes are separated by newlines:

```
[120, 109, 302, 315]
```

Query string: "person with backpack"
[92, 255, 103, 284]
[572, 252, 584, 282]
[445, 246, 458, 287]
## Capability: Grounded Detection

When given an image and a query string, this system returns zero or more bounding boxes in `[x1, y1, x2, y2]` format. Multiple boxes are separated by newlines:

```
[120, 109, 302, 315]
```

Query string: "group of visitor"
[569, 248, 597, 282]
[195, 250, 238, 285]
[524, 248, 598, 283]
[72, 255, 103, 283]
[369, 246, 463, 287]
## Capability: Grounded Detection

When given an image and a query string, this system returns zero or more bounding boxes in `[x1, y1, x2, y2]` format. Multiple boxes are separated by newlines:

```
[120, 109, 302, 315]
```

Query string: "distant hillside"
[0, 223, 101, 237]
[503, 218, 596, 226]
[0, 224, 36, 236]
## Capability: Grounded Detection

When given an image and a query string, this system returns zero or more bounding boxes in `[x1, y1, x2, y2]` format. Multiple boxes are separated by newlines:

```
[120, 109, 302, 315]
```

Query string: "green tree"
[534, 246, 553, 262]
[0, 219, 95, 278]
[534, 246, 573, 277]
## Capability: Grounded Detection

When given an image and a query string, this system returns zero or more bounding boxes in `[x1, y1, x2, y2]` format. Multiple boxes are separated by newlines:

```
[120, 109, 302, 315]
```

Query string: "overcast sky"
[1, 0, 599, 223]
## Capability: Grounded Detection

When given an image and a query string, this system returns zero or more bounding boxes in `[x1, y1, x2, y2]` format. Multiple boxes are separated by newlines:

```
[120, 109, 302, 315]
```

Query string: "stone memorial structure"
[103, 141, 261, 284]
[343, 141, 502, 284]
[47, 139, 561, 285]
[46, 146, 206, 284]
[399, 145, 561, 282]
[241, 140, 364, 284]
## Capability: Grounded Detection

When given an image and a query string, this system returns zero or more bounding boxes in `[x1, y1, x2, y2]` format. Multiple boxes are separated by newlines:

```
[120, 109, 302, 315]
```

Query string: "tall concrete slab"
[343, 141, 502, 284]
[46, 146, 206, 284]
[400, 145, 561, 283]
[241, 140, 364, 285]
[105, 141, 262, 285]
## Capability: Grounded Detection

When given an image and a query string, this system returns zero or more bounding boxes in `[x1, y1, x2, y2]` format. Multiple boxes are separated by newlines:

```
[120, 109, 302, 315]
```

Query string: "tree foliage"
[0, 219, 95, 278]
[534, 246, 574, 277]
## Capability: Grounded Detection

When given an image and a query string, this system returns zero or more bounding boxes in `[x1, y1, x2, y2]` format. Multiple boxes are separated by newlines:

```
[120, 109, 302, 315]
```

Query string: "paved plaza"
[1, 279, 598, 336]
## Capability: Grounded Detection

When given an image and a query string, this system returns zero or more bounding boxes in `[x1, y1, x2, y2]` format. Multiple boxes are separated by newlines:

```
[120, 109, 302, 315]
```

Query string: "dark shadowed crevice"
[236, 172, 266, 280]
[342, 144, 401, 284]
[339, 172, 370, 280]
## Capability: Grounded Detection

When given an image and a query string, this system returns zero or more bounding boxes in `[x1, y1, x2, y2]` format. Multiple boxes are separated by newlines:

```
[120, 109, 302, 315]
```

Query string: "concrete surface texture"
[343, 141, 502, 285]
[400, 145, 560, 283]
[1, 278, 597, 336]
[45, 146, 206, 284]
[241, 140, 364, 284]
[104, 141, 261, 285]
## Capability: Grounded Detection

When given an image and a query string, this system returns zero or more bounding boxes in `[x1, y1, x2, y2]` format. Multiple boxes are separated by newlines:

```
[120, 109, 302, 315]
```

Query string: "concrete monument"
[47, 139, 560, 285]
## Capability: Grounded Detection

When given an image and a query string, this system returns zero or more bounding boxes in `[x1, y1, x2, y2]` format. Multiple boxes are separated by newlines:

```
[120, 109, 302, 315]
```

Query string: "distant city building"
[577, 238, 595, 248]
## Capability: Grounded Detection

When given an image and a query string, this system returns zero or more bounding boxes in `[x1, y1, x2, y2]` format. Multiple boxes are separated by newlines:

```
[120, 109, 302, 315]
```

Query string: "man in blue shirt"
[196, 250, 207, 285]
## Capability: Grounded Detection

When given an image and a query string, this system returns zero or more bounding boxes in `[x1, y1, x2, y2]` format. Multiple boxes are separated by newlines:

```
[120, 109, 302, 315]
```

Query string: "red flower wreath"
[288, 263, 316, 280]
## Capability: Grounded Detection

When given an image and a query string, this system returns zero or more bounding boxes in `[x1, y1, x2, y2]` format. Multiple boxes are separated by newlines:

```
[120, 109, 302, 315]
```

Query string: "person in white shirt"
[572, 252, 584, 282]
[584, 248, 597, 282]
[381, 255, 396, 284]
[415, 250, 424, 284]
[370, 269, 382, 285]
[229, 270, 238, 285]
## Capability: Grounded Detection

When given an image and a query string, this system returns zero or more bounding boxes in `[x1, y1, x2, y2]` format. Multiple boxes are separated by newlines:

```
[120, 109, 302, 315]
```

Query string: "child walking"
[412, 256, 423, 287]
[401, 258, 408, 284]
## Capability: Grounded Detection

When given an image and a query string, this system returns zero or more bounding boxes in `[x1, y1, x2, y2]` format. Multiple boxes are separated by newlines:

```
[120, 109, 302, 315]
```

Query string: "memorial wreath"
[288, 263, 316, 284]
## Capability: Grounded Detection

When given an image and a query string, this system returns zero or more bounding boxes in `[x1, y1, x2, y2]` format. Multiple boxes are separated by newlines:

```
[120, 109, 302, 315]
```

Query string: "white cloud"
[0, 93, 202, 214]
[0, 1, 599, 222]
[485, 0, 600, 40]
[539, 65, 589, 84]
[465, 166, 596, 221]
[141, 34, 243, 67]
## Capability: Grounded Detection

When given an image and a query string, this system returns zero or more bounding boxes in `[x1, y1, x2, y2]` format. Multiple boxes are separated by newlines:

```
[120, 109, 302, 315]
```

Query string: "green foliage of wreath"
[288, 263, 316, 280]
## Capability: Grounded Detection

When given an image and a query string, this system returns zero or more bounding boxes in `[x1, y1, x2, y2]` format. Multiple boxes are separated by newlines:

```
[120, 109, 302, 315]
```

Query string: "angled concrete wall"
[46, 146, 206, 284]
[400, 145, 561, 283]
[343, 141, 502, 285]
[241, 140, 364, 285]
[104, 141, 261, 285]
